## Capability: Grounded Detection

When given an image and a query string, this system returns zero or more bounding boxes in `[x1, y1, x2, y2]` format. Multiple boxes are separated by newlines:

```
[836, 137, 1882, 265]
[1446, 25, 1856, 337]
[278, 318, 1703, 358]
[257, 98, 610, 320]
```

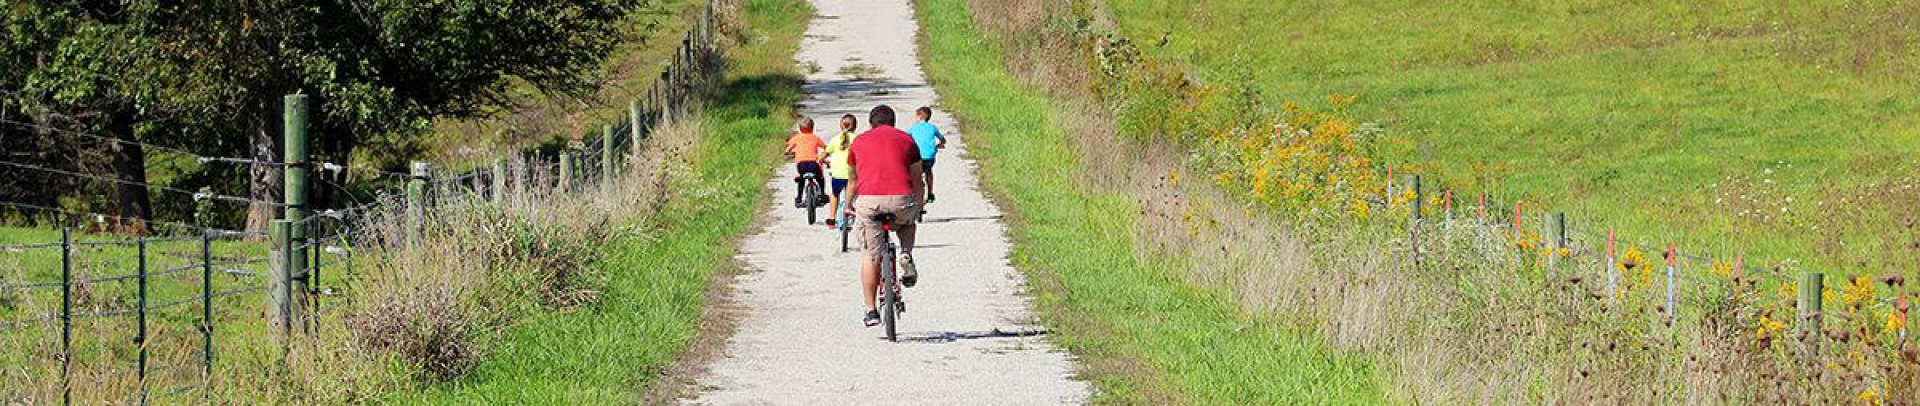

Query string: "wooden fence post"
[560, 150, 576, 192]
[1799, 272, 1824, 358]
[406, 162, 429, 247]
[269, 220, 292, 345]
[603, 124, 617, 186]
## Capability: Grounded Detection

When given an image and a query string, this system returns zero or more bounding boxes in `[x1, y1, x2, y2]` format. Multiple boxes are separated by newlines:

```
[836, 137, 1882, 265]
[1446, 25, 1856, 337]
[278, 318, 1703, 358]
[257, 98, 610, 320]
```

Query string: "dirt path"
[683, 0, 1090, 404]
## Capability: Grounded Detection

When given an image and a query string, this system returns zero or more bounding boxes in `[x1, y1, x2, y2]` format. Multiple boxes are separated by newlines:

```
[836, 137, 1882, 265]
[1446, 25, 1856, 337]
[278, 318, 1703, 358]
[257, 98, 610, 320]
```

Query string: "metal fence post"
[1411, 175, 1423, 220]
[200, 229, 214, 382]
[284, 95, 309, 288]
[60, 227, 72, 406]
[308, 222, 321, 323]
[1665, 243, 1677, 326]
[1554, 213, 1567, 249]
[136, 237, 149, 401]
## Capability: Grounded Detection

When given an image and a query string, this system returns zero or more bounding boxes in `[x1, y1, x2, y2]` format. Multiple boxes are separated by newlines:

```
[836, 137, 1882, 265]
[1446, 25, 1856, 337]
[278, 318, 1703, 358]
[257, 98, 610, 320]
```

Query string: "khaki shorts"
[854, 195, 919, 261]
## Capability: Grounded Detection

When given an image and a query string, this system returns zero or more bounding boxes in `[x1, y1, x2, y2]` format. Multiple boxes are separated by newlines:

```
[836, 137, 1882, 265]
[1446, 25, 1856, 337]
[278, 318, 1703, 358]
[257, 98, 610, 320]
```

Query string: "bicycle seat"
[871, 213, 897, 224]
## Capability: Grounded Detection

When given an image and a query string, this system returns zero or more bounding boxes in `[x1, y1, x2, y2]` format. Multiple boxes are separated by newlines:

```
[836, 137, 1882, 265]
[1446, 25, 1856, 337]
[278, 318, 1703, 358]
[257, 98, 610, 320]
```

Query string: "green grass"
[918, 0, 1381, 403]
[1101, 0, 1920, 270]
[385, 0, 809, 403]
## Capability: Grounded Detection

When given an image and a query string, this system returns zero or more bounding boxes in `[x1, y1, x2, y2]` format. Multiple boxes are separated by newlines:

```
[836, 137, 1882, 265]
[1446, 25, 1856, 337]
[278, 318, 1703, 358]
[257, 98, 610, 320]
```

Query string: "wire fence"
[0, 1, 730, 402]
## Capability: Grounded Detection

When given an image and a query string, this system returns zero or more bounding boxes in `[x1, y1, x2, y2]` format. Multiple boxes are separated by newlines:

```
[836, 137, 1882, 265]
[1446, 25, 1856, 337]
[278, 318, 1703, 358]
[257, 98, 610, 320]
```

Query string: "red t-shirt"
[848, 125, 921, 196]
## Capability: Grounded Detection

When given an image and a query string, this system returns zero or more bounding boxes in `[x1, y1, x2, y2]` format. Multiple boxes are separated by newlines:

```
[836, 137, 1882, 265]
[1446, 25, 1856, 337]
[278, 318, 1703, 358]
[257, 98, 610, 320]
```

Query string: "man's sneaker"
[863, 309, 881, 327]
[899, 253, 919, 288]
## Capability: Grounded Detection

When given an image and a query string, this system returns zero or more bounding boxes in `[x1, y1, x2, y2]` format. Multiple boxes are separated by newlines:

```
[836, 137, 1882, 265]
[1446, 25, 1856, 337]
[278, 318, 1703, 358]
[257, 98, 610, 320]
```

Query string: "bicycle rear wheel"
[880, 244, 899, 342]
[839, 224, 850, 252]
[805, 182, 819, 224]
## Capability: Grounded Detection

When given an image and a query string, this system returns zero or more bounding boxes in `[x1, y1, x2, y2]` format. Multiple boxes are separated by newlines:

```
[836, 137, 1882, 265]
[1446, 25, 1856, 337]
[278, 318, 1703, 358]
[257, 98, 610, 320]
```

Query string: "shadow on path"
[918, 215, 1002, 224]
[893, 328, 1051, 344]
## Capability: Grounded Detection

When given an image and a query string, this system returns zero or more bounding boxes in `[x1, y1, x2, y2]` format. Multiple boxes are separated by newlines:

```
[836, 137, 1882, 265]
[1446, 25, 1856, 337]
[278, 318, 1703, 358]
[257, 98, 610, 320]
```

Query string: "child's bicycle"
[797, 172, 827, 224]
[836, 198, 852, 253]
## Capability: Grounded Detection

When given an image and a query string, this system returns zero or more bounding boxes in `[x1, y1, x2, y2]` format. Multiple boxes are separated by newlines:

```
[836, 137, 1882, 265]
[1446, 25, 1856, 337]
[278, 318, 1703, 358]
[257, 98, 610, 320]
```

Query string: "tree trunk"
[245, 102, 280, 232]
[108, 106, 152, 235]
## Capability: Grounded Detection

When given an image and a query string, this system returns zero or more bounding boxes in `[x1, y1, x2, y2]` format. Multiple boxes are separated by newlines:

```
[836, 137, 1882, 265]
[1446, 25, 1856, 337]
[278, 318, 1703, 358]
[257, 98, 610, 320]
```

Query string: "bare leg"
[826, 191, 840, 223]
[861, 257, 880, 310]
[898, 224, 916, 256]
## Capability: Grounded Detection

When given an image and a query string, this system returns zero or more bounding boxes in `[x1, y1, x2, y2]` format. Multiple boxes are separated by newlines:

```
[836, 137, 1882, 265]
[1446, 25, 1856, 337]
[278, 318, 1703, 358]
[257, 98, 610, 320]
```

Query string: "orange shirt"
[786, 132, 826, 162]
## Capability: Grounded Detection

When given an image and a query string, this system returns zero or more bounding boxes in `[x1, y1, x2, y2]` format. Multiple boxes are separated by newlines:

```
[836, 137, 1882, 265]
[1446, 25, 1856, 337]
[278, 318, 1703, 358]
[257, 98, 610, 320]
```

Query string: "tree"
[2, 0, 652, 231]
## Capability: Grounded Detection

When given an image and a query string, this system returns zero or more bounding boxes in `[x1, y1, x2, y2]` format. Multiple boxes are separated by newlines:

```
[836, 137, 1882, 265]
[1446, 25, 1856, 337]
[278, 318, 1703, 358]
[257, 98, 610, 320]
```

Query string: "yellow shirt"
[822, 131, 857, 179]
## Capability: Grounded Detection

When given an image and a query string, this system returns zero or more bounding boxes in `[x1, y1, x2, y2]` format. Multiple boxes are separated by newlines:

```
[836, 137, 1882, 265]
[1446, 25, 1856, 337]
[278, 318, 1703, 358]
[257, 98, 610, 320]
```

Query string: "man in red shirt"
[843, 105, 926, 326]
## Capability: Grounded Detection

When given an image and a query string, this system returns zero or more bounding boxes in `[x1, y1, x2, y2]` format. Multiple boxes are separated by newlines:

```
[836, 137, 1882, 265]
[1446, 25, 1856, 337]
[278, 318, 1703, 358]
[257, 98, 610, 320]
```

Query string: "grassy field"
[919, 0, 1920, 402]
[1100, 0, 1920, 271]
[918, 0, 1382, 403]
[0, 227, 283, 403]
[389, 0, 809, 402]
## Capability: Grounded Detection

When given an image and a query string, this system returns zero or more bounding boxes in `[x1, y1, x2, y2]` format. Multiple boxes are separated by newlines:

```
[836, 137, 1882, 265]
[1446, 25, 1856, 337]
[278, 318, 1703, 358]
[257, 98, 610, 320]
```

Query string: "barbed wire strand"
[0, 200, 256, 235]
[0, 159, 276, 206]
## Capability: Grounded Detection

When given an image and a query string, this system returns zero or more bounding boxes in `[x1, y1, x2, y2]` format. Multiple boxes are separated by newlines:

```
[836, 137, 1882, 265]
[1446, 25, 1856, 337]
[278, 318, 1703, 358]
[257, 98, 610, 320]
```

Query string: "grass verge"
[388, 0, 809, 402]
[916, 0, 1381, 403]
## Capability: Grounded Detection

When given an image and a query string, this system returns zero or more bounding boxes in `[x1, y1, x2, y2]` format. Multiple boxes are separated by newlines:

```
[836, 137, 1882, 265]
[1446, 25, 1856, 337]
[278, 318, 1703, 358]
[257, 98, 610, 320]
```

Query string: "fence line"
[0, 1, 733, 401]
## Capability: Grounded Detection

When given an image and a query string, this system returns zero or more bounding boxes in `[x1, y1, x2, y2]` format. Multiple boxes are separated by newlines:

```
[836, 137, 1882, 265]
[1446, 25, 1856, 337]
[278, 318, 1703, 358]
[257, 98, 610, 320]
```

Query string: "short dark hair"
[915, 106, 932, 118]
[870, 105, 896, 126]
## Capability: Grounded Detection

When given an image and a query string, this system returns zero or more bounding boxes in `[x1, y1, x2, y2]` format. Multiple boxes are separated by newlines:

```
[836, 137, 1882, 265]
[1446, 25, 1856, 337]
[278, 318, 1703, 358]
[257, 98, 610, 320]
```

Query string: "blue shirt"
[907, 121, 943, 160]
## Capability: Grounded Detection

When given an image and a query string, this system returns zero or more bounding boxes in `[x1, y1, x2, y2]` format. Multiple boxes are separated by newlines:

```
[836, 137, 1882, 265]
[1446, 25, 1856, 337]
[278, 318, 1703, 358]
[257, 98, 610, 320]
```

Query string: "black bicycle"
[799, 172, 826, 224]
[872, 212, 904, 341]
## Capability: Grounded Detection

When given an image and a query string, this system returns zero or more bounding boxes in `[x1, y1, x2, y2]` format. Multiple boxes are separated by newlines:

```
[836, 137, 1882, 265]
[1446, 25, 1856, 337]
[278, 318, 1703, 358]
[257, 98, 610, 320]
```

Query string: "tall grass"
[919, 0, 1382, 403]
[927, 0, 1920, 403]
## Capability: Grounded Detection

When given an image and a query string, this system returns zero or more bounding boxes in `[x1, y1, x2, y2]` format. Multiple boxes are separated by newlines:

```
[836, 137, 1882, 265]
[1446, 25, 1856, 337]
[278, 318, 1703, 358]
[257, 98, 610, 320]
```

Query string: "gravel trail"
[684, 0, 1090, 404]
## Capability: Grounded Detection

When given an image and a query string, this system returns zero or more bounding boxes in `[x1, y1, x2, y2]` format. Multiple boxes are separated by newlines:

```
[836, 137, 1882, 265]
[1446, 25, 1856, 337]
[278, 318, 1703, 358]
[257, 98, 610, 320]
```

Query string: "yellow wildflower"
[1756, 314, 1787, 341]
[1842, 274, 1874, 310]
[1860, 386, 1883, 406]
[1885, 310, 1906, 335]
